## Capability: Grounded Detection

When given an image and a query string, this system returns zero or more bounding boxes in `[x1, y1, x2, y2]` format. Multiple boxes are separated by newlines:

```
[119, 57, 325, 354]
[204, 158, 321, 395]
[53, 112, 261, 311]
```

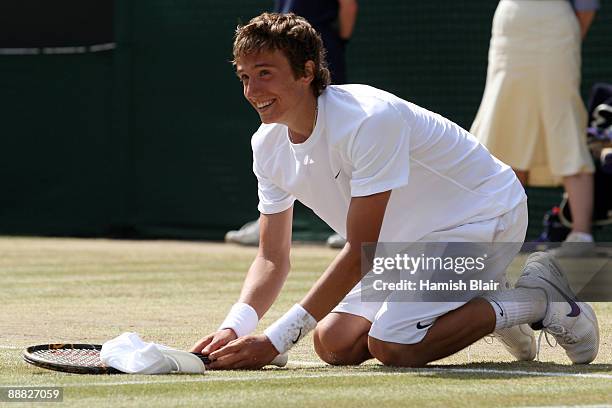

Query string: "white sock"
[565, 231, 594, 243]
[483, 288, 547, 331]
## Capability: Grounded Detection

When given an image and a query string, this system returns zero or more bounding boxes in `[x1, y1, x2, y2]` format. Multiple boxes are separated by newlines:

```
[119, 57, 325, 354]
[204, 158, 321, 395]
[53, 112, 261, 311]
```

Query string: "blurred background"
[1, 0, 611, 242]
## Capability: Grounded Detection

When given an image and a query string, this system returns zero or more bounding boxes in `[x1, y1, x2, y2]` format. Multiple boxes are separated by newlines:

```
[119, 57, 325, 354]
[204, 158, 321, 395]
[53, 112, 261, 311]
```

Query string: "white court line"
[3, 340, 609, 382]
[8, 364, 612, 388]
[287, 360, 324, 367]
[519, 406, 612, 408]
[435, 367, 612, 380]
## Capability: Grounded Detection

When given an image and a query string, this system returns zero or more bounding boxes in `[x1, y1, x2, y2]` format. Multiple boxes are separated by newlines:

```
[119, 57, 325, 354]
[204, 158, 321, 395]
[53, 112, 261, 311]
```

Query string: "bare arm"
[206, 192, 390, 368]
[576, 10, 596, 39]
[190, 207, 292, 354]
[301, 190, 390, 320]
[238, 208, 293, 317]
[338, 0, 358, 40]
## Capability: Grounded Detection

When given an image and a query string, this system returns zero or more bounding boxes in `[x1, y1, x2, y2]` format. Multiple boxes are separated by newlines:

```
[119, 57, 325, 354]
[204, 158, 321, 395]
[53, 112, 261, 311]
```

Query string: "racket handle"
[192, 353, 211, 365]
[192, 352, 288, 367]
[270, 352, 288, 367]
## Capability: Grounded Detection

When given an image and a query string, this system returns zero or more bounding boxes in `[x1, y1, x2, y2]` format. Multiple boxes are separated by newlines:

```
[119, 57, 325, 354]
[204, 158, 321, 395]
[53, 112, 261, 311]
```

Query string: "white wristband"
[264, 304, 317, 354]
[218, 303, 259, 337]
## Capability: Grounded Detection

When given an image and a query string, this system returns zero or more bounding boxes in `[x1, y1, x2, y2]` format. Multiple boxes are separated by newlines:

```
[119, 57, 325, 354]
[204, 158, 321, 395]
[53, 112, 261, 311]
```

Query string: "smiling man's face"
[236, 49, 313, 125]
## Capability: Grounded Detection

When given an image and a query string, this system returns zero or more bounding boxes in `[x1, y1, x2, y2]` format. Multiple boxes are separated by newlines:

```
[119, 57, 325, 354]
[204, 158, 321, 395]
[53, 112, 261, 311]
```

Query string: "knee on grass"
[367, 337, 427, 368]
[313, 325, 366, 366]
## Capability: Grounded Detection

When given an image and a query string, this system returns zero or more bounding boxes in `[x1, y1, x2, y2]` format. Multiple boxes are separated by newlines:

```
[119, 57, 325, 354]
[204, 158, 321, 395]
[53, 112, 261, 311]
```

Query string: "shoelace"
[535, 330, 558, 361]
[467, 335, 496, 363]
[474, 332, 558, 362]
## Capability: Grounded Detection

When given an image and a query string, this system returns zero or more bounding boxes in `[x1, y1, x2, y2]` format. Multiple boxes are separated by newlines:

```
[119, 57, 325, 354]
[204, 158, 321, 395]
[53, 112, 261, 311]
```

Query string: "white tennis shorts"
[332, 202, 528, 345]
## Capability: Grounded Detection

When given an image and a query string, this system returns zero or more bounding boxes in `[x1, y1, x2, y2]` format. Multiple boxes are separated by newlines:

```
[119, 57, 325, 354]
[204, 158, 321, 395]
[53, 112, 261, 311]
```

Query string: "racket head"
[23, 344, 212, 374]
[23, 344, 123, 374]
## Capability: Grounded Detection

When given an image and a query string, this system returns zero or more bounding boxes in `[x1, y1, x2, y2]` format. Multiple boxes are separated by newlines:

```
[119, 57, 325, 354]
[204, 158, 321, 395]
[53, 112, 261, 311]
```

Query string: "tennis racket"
[23, 344, 211, 374]
[24, 343, 288, 374]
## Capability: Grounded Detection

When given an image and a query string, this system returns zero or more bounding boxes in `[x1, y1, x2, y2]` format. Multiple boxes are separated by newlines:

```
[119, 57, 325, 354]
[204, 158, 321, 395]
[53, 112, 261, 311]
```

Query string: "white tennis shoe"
[326, 233, 346, 248]
[548, 231, 596, 258]
[492, 324, 537, 361]
[225, 220, 260, 246]
[516, 252, 599, 364]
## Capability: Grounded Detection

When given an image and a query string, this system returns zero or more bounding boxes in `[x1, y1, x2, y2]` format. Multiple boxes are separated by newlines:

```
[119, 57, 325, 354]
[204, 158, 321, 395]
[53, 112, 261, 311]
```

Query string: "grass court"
[1, 237, 611, 407]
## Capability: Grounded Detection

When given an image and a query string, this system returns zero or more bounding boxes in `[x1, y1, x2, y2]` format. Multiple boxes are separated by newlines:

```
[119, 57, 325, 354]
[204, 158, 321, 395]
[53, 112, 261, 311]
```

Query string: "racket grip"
[270, 352, 288, 367]
[192, 353, 211, 365]
[192, 352, 288, 367]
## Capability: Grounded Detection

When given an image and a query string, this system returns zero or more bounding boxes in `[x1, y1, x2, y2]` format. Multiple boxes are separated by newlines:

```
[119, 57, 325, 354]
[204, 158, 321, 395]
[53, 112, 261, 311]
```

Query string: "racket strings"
[32, 348, 106, 367]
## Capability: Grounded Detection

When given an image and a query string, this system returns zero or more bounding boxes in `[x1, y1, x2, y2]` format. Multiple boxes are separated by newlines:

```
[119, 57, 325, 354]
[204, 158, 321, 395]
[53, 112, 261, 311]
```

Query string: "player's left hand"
[207, 334, 278, 370]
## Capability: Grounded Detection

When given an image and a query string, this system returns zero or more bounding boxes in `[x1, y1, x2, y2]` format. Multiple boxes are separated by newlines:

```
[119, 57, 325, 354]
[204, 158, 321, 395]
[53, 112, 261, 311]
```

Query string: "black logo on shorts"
[416, 321, 432, 330]
[334, 170, 341, 179]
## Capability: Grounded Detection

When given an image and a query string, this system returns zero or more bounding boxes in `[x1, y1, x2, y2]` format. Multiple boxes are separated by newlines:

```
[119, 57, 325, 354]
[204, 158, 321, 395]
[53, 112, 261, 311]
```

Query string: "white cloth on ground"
[100, 332, 205, 374]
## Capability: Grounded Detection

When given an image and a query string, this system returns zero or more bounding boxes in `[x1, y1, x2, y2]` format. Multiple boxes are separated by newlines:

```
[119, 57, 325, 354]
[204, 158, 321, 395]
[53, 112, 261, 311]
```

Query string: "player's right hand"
[190, 329, 238, 355]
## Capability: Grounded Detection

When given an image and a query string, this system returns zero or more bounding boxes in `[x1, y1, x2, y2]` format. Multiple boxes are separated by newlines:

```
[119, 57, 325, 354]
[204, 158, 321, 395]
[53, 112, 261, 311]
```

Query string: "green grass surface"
[0, 237, 611, 407]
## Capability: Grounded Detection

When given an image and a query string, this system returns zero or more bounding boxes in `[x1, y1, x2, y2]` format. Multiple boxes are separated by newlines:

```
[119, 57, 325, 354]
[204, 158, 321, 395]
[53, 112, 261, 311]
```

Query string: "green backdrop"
[1, 1, 611, 241]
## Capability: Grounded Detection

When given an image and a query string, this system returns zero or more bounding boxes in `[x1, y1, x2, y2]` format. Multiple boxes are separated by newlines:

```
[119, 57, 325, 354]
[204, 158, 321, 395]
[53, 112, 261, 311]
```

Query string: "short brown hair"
[233, 12, 331, 97]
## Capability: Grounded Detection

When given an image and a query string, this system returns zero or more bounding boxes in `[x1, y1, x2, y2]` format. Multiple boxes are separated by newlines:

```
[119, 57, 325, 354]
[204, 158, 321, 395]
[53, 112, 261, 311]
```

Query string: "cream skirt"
[470, 0, 594, 186]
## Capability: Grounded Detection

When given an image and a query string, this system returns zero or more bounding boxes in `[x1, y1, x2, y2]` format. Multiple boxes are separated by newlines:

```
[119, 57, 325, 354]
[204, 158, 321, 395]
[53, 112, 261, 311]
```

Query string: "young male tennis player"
[190, 13, 599, 368]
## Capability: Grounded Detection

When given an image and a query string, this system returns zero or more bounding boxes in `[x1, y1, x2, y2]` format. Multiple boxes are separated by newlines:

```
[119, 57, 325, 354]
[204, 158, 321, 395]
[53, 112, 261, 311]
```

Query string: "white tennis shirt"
[251, 85, 526, 242]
